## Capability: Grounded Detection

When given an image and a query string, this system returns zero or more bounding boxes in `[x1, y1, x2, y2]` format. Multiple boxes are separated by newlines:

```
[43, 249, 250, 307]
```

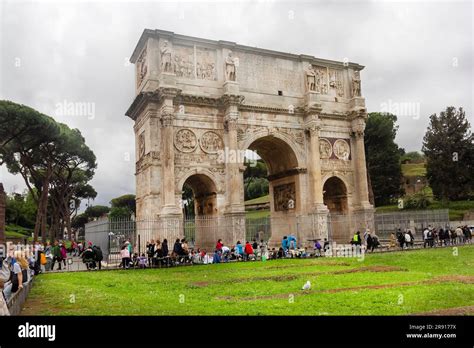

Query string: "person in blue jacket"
[287, 235, 297, 250]
[282, 236, 289, 252]
[235, 241, 244, 256]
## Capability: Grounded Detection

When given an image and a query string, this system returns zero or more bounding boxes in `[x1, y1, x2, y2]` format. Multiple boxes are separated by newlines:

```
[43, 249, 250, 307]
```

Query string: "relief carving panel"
[319, 138, 332, 159]
[174, 45, 194, 78]
[328, 68, 344, 97]
[274, 182, 296, 211]
[200, 131, 224, 154]
[174, 129, 198, 153]
[333, 139, 350, 160]
[196, 47, 216, 80]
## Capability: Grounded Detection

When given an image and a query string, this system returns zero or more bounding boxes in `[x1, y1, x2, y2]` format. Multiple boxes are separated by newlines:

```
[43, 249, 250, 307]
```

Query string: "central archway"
[245, 135, 302, 247]
[182, 174, 218, 217]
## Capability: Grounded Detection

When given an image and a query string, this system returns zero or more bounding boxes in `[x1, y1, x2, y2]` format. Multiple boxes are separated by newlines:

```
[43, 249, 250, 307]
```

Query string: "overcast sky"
[0, 0, 472, 208]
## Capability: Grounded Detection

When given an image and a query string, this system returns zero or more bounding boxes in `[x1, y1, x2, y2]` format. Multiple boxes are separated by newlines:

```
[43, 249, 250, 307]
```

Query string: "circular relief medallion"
[319, 138, 332, 159]
[200, 131, 224, 154]
[174, 129, 197, 153]
[333, 139, 350, 160]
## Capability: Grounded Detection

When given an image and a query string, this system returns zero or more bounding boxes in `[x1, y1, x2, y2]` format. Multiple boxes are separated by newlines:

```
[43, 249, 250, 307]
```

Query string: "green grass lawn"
[245, 209, 270, 219]
[401, 163, 426, 177]
[245, 194, 269, 205]
[376, 200, 474, 220]
[23, 246, 474, 316]
[5, 224, 33, 239]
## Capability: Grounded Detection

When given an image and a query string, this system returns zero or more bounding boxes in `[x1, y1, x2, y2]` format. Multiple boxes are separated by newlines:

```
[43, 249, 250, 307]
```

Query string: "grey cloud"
[0, 0, 472, 208]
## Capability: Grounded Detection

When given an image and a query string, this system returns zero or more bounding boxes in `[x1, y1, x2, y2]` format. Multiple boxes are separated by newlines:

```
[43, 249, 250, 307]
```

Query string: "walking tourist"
[146, 240, 155, 266]
[51, 241, 62, 271]
[404, 231, 412, 249]
[235, 241, 244, 260]
[455, 226, 464, 244]
[93, 245, 103, 270]
[389, 233, 396, 248]
[162, 239, 169, 265]
[60, 243, 67, 267]
[82, 245, 96, 270]
[120, 245, 131, 269]
[282, 236, 289, 252]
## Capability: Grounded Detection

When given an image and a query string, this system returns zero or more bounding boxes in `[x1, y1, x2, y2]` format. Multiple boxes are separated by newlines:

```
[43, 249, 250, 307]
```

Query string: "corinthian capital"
[351, 117, 366, 137]
[224, 111, 239, 132]
[304, 115, 322, 137]
[157, 87, 180, 100]
[220, 94, 244, 108]
[160, 112, 174, 127]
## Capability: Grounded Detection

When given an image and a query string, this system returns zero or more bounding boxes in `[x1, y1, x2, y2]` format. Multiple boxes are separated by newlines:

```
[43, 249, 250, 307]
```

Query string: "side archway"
[323, 176, 350, 243]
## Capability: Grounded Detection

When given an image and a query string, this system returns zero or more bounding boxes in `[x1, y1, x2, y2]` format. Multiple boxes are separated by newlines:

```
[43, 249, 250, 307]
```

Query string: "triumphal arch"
[126, 29, 374, 249]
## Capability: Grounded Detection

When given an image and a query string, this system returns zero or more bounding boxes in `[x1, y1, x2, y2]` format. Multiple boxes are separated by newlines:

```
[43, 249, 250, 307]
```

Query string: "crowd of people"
[350, 230, 381, 252]
[126, 235, 334, 270]
[1, 249, 35, 315]
[390, 225, 472, 249]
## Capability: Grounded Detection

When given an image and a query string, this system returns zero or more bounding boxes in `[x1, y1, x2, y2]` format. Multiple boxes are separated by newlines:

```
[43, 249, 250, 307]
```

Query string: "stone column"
[159, 88, 181, 216]
[0, 183, 5, 244]
[306, 118, 325, 210]
[351, 114, 371, 208]
[222, 94, 245, 214]
[222, 93, 246, 246]
[351, 113, 375, 234]
[304, 108, 329, 242]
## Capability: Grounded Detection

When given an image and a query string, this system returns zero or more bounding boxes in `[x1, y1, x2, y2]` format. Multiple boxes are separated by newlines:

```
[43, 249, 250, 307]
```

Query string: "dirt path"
[216, 275, 474, 301]
[412, 305, 474, 316]
[190, 265, 407, 287]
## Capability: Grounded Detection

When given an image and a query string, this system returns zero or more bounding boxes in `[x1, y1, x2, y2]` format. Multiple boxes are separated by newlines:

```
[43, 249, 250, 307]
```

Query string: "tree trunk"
[35, 165, 52, 242]
[34, 182, 47, 242]
[367, 167, 375, 206]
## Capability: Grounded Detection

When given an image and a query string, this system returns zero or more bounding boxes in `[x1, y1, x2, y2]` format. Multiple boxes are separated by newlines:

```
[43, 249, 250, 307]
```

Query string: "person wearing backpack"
[427, 229, 434, 248]
[404, 231, 412, 249]
[93, 245, 103, 270]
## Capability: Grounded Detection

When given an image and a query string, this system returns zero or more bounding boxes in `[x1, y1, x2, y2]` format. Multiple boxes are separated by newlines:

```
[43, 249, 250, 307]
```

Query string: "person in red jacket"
[244, 241, 254, 261]
[215, 239, 223, 252]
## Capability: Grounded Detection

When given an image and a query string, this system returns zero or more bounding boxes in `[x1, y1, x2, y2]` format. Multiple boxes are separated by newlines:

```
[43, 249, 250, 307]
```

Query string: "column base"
[160, 205, 181, 216]
[352, 204, 375, 234]
[225, 203, 245, 215]
[223, 212, 246, 246]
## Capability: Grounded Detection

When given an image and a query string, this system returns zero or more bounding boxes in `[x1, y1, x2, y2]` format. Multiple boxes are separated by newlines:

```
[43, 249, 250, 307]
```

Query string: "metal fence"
[374, 209, 450, 238]
[85, 209, 450, 263]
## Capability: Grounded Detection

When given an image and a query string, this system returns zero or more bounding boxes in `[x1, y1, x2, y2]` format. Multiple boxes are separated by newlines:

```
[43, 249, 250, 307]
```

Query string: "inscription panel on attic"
[236, 52, 303, 94]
